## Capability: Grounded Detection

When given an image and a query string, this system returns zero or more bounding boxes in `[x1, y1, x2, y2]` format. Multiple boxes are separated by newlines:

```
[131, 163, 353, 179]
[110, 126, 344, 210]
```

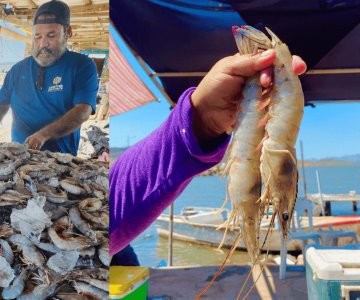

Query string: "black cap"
[34, 0, 70, 26]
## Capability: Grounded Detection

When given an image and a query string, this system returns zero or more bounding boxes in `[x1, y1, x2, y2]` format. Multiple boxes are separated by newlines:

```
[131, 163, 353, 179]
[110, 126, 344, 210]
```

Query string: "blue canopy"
[111, 0, 360, 105]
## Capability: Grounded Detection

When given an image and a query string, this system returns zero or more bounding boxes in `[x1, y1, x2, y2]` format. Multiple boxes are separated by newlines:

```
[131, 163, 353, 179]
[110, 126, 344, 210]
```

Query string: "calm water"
[132, 165, 360, 267]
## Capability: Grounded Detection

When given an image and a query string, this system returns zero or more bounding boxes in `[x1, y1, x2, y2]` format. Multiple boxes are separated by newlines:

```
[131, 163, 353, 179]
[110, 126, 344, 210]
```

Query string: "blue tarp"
[111, 0, 360, 104]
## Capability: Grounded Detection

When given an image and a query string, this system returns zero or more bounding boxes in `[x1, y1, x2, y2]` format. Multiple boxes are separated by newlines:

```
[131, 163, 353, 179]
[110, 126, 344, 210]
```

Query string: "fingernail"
[260, 49, 274, 58]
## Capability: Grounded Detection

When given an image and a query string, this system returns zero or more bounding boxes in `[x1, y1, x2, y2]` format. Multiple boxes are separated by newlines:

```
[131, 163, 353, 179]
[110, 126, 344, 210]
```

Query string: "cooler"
[306, 245, 360, 300]
[109, 266, 149, 300]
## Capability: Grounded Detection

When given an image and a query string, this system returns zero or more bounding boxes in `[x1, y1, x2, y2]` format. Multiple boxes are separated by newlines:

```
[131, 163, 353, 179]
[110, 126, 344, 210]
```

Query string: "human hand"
[191, 50, 306, 146]
[24, 131, 48, 150]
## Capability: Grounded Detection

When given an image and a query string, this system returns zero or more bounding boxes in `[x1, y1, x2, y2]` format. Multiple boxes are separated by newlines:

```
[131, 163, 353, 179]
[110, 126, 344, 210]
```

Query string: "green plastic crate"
[109, 266, 149, 300]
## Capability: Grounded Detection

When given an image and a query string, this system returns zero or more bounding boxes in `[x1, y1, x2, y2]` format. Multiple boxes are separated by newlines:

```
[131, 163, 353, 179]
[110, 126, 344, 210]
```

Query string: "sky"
[109, 24, 360, 161]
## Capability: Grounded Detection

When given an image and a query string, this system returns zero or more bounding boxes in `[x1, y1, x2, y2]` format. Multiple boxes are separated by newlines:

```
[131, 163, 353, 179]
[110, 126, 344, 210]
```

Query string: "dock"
[148, 265, 307, 299]
[308, 193, 360, 215]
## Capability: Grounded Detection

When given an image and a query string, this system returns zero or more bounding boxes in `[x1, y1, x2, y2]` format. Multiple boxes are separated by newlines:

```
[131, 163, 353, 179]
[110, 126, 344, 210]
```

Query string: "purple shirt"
[109, 88, 230, 255]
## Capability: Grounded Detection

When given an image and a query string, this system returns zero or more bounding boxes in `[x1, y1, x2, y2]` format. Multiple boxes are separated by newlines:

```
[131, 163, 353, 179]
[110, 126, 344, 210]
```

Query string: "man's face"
[32, 19, 68, 67]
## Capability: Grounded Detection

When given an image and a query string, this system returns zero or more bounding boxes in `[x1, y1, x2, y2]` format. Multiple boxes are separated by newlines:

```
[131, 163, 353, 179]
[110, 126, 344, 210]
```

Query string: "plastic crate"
[306, 244, 360, 300]
[109, 266, 149, 300]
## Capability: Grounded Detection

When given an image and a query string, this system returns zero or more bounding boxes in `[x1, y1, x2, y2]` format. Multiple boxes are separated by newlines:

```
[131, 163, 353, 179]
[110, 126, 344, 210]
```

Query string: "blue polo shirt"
[0, 50, 98, 155]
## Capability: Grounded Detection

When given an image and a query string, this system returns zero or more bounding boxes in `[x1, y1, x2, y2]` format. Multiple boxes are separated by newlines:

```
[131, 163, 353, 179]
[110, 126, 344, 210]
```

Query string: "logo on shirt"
[53, 76, 61, 85]
[48, 76, 63, 92]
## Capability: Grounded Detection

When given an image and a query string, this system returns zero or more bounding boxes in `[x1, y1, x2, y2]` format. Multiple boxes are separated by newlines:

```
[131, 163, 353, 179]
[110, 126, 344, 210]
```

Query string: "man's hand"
[24, 132, 47, 150]
[191, 50, 307, 146]
[24, 104, 92, 151]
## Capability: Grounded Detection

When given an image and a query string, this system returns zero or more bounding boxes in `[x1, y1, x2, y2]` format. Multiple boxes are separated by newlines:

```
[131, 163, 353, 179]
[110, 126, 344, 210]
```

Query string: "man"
[0, 0, 98, 156]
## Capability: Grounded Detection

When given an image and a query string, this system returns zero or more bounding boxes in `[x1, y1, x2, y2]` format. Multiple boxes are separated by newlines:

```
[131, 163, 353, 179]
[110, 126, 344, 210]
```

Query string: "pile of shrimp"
[0, 142, 109, 300]
[195, 25, 304, 299]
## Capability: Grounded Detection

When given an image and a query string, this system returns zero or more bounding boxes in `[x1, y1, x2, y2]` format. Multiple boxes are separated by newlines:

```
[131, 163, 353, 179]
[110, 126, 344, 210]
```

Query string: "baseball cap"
[34, 0, 70, 26]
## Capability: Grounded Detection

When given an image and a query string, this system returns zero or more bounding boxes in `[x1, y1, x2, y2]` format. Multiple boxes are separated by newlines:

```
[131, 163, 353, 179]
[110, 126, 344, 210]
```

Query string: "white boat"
[156, 206, 360, 252]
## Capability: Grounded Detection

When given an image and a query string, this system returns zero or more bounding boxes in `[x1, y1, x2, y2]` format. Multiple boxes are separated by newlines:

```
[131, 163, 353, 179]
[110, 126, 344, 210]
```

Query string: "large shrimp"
[195, 26, 304, 299]
[236, 26, 304, 239]
[220, 27, 268, 263]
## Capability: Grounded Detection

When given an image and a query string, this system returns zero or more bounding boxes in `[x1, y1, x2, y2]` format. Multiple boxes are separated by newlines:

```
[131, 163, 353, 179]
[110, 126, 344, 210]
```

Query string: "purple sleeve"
[109, 88, 230, 255]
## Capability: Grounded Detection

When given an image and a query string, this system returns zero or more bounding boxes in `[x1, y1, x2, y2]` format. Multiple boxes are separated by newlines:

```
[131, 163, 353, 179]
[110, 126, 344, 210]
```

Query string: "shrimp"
[0, 239, 14, 265]
[71, 281, 108, 300]
[8, 234, 45, 268]
[2, 266, 30, 299]
[48, 227, 93, 251]
[60, 179, 86, 195]
[195, 26, 304, 299]
[69, 206, 97, 241]
[220, 26, 266, 262]
[98, 242, 110, 266]
[236, 26, 304, 239]
[16, 283, 57, 300]
[0, 256, 15, 288]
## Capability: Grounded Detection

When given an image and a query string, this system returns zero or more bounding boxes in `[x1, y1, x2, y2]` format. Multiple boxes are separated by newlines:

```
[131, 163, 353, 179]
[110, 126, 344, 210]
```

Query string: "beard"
[32, 36, 67, 67]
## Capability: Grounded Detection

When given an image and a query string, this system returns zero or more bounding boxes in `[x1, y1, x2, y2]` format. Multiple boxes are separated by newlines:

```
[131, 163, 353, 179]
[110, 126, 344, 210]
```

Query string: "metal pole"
[315, 170, 328, 216]
[168, 203, 174, 266]
[300, 141, 307, 197]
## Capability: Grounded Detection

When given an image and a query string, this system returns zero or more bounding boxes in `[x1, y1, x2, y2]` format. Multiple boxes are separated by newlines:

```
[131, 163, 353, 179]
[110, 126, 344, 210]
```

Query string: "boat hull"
[156, 214, 360, 252]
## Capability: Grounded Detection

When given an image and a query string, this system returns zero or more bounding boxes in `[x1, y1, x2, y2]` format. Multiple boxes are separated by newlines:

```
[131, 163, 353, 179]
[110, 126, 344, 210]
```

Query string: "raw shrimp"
[17, 283, 57, 300]
[48, 227, 93, 251]
[0, 256, 14, 287]
[2, 266, 30, 299]
[195, 26, 304, 299]
[236, 26, 304, 238]
[220, 26, 266, 262]
[60, 179, 86, 195]
[69, 207, 97, 241]
[0, 238, 14, 265]
[8, 234, 45, 268]
[71, 281, 108, 299]
[98, 242, 110, 266]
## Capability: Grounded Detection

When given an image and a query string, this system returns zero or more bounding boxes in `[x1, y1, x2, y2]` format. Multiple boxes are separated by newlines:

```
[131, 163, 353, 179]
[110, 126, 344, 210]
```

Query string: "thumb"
[225, 49, 276, 77]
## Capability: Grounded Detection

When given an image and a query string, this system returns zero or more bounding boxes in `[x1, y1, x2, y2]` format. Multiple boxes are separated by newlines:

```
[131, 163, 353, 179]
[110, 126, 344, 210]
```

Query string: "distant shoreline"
[299, 160, 357, 167]
[200, 160, 358, 176]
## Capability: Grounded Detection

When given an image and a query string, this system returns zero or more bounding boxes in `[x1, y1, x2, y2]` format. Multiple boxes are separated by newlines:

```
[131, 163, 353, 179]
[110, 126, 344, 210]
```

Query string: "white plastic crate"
[306, 245, 360, 300]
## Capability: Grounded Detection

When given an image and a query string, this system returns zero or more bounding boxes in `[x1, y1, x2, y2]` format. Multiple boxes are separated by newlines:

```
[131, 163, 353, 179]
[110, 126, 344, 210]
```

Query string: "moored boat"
[156, 207, 360, 252]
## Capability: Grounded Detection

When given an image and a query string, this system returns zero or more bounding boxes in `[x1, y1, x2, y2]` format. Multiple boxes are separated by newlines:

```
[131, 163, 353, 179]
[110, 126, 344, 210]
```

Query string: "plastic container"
[109, 266, 149, 300]
[306, 244, 360, 300]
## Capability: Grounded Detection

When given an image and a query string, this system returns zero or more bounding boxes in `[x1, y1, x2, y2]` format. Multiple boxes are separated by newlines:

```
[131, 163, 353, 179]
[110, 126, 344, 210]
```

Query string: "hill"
[110, 147, 128, 164]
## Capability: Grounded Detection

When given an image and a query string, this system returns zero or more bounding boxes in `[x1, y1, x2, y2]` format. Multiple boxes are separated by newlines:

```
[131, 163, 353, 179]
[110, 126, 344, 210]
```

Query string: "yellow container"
[109, 266, 149, 300]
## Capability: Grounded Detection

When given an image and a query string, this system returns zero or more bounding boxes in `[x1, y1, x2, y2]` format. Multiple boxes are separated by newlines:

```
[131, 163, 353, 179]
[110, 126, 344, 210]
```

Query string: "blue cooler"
[306, 245, 360, 300]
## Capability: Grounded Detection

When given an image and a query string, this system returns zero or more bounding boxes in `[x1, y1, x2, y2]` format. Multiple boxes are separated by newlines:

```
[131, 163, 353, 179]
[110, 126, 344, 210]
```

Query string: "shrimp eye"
[282, 213, 289, 221]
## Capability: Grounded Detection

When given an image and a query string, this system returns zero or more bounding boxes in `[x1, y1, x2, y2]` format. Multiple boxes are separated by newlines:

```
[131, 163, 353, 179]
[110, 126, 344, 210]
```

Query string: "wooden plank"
[308, 193, 360, 202]
[0, 25, 31, 42]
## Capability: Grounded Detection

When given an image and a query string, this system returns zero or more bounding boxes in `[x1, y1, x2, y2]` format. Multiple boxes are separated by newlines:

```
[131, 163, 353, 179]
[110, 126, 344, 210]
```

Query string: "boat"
[155, 206, 360, 252]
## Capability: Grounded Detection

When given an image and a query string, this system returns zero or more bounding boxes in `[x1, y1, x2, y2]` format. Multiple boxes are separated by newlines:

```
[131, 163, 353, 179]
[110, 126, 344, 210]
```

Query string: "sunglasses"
[36, 67, 45, 91]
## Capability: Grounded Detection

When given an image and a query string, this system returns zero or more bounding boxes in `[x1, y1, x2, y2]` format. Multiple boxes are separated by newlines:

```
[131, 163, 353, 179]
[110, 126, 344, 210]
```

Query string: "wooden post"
[168, 203, 174, 266]
[324, 201, 332, 216]
[353, 201, 358, 213]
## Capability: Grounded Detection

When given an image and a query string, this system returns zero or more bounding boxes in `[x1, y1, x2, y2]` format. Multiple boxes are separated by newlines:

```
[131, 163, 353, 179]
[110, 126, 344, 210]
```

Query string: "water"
[132, 165, 360, 267]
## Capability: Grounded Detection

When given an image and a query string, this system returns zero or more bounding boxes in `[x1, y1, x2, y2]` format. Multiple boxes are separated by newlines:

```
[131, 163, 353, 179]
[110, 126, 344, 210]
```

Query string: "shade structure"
[109, 27, 157, 115]
[110, 0, 360, 105]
